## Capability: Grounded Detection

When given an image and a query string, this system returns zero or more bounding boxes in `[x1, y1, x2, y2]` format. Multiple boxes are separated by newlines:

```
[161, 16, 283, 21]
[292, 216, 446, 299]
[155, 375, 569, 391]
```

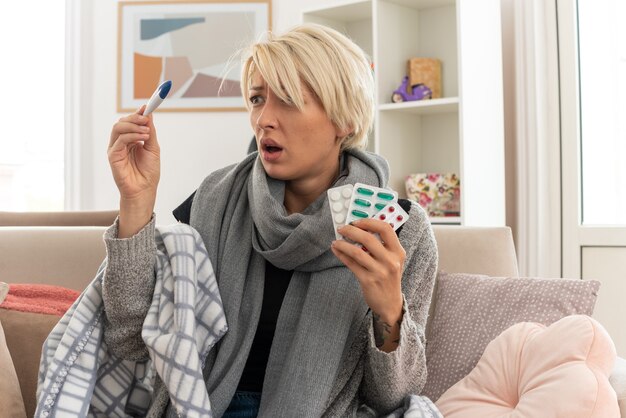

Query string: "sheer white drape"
[507, 0, 562, 277]
[65, 0, 90, 211]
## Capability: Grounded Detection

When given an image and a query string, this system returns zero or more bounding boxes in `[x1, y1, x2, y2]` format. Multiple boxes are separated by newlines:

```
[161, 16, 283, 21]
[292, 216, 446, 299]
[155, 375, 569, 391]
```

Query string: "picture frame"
[117, 0, 271, 113]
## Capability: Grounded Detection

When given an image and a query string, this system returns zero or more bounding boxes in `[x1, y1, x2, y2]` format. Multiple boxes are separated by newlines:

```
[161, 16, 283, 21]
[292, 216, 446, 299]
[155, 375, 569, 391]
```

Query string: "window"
[578, 0, 626, 225]
[0, 1, 65, 211]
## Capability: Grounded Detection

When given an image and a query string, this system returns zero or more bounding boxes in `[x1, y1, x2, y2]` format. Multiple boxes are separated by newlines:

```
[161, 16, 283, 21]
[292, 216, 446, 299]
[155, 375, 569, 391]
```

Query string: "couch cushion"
[423, 272, 600, 401]
[0, 318, 27, 418]
[0, 227, 106, 291]
[436, 315, 619, 417]
[0, 309, 60, 418]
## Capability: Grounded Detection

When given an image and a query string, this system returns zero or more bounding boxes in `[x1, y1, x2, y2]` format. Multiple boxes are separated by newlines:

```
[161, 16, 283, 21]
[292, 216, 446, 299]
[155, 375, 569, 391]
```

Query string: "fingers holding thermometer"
[108, 79, 172, 153]
[106, 80, 171, 238]
[108, 105, 156, 154]
[108, 104, 161, 200]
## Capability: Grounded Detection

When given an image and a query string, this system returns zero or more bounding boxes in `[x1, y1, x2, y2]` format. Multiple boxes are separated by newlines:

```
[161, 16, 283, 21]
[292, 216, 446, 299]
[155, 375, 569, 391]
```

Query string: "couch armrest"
[431, 226, 519, 277]
[611, 356, 626, 417]
[0, 309, 60, 418]
[0, 317, 27, 418]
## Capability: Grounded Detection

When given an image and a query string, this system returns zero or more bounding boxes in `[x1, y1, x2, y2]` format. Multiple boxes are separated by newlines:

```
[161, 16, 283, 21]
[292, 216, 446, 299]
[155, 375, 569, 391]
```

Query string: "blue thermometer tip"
[158, 80, 172, 99]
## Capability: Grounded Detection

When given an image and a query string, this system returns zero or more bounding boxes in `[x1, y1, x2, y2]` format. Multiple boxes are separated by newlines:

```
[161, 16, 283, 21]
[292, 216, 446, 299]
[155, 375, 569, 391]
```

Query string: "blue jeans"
[222, 391, 261, 418]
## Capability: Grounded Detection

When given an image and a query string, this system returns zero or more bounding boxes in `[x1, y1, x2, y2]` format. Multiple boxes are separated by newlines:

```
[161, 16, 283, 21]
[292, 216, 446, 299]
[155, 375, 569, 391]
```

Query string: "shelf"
[382, 0, 455, 10]
[304, 0, 504, 227]
[378, 97, 459, 115]
[302, 0, 371, 21]
[430, 216, 462, 225]
[404, 199, 461, 225]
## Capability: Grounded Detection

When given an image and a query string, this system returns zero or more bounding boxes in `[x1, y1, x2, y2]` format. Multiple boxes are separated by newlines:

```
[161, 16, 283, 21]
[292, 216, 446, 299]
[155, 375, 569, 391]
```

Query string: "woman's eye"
[249, 95, 264, 105]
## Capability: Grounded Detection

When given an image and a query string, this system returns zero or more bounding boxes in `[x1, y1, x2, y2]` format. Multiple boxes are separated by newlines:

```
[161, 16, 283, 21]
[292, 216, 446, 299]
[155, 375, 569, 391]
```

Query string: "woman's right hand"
[108, 105, 161, 237]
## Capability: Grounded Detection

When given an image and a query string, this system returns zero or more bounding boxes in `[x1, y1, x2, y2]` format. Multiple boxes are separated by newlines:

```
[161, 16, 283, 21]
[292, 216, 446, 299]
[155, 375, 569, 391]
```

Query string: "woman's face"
[248, 72, 345, 183]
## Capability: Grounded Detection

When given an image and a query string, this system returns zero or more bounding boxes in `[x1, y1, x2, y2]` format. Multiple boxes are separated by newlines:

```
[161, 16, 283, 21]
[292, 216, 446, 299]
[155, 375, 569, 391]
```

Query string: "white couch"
[0, 225, 624, 416]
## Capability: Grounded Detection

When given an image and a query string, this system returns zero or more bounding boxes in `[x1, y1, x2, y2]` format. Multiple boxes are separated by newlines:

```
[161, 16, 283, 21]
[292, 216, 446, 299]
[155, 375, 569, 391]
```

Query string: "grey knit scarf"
[187, 148, 390, 417]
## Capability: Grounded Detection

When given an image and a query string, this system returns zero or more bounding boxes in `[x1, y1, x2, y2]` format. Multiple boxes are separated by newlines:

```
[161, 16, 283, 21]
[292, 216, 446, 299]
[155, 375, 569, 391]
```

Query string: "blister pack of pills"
[327, 183, 409, 246]
[370, 201, 410, 231]
[345, 183, 398, 225]
[358, 201, 410, 252]
[327, 184, 354, 240]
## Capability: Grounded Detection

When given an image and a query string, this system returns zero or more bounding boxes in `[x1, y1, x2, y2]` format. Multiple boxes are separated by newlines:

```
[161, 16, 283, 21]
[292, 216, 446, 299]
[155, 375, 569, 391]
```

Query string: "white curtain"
[504, 0, 562, 277]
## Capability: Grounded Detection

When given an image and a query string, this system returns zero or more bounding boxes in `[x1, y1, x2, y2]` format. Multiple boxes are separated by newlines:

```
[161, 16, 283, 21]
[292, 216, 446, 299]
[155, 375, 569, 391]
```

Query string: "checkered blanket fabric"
[35, 224, 228, 417]
[359, 395, 442, 418]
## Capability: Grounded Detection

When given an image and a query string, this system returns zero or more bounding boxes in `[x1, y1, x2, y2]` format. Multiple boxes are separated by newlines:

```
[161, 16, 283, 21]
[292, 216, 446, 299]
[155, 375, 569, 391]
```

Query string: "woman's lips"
[261, 146, 283, 162]
[260, 138, 284, 162]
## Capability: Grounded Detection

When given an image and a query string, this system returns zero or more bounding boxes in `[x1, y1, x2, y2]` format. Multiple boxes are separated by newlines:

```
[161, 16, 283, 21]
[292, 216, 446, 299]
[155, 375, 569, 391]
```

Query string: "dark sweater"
[238, 262, 292, 392]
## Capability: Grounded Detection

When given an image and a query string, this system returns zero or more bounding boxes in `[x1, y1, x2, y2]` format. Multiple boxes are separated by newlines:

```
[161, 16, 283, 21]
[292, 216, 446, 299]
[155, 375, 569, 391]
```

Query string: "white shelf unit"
[303, 0, 505, 226]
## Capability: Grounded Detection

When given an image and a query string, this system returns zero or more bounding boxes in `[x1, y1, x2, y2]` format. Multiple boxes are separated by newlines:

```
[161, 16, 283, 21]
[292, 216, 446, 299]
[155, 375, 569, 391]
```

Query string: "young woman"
[104, 23, 437, 418]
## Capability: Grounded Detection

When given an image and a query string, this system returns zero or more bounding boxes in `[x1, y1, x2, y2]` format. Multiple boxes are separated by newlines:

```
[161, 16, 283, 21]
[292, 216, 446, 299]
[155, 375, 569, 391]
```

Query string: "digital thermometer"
[142, 80, 172, 116]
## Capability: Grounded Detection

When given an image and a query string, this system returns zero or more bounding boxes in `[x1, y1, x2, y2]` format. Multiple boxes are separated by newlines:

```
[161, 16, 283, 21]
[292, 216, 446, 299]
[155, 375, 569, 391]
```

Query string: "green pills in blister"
[345, 182, 399, 225]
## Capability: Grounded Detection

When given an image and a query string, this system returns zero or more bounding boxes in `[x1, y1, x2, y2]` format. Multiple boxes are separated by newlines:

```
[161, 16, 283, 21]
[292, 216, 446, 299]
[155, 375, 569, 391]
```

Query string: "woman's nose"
[255, 99, 278, 130]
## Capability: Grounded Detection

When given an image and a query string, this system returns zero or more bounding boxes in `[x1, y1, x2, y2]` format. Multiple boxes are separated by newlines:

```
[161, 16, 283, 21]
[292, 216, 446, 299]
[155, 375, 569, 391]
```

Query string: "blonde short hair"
[240, 23, 374, 151]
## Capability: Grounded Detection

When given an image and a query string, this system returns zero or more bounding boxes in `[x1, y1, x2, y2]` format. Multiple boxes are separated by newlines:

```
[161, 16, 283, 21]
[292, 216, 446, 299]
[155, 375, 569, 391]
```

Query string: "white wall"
[79, 0, 334, 223]
[80, 1, 253, 222]
[79, 0, 514, 225]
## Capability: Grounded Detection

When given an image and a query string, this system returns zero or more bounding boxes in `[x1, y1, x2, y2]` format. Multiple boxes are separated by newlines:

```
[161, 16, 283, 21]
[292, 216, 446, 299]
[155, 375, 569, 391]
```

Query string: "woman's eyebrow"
[248, 86, 264, 92]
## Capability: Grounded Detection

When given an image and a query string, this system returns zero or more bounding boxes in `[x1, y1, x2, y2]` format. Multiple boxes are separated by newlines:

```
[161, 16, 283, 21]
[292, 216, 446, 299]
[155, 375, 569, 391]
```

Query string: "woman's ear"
[335, 124, 354, 142]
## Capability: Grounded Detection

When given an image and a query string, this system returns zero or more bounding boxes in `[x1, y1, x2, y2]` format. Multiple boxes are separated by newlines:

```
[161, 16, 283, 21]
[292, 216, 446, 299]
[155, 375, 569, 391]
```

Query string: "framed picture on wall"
[118, 0, 271, 113]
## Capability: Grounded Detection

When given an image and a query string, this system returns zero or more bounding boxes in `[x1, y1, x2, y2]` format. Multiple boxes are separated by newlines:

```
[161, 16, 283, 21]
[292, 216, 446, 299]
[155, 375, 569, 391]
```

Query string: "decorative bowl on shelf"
[405, 173, 460, 218]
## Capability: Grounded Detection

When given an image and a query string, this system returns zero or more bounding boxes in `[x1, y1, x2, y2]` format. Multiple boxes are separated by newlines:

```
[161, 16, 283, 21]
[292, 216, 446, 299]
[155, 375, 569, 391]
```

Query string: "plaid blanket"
[35, 224, 228, 417]
[359, 395, 442, 418]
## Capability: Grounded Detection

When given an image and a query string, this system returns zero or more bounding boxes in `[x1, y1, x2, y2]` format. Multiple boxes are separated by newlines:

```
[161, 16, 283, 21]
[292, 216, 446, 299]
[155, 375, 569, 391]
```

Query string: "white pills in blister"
[327, 183, 409, 249]
[327, 184, 354, 239]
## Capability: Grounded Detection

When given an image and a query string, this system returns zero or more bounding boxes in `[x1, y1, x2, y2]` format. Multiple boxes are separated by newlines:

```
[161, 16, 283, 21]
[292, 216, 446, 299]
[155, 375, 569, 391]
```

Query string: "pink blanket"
[0, 283, 80, 316]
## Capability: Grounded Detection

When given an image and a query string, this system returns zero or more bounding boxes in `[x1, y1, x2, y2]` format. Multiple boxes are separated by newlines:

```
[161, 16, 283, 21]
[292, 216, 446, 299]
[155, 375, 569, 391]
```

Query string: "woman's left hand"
[331, 219, 406, 325]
